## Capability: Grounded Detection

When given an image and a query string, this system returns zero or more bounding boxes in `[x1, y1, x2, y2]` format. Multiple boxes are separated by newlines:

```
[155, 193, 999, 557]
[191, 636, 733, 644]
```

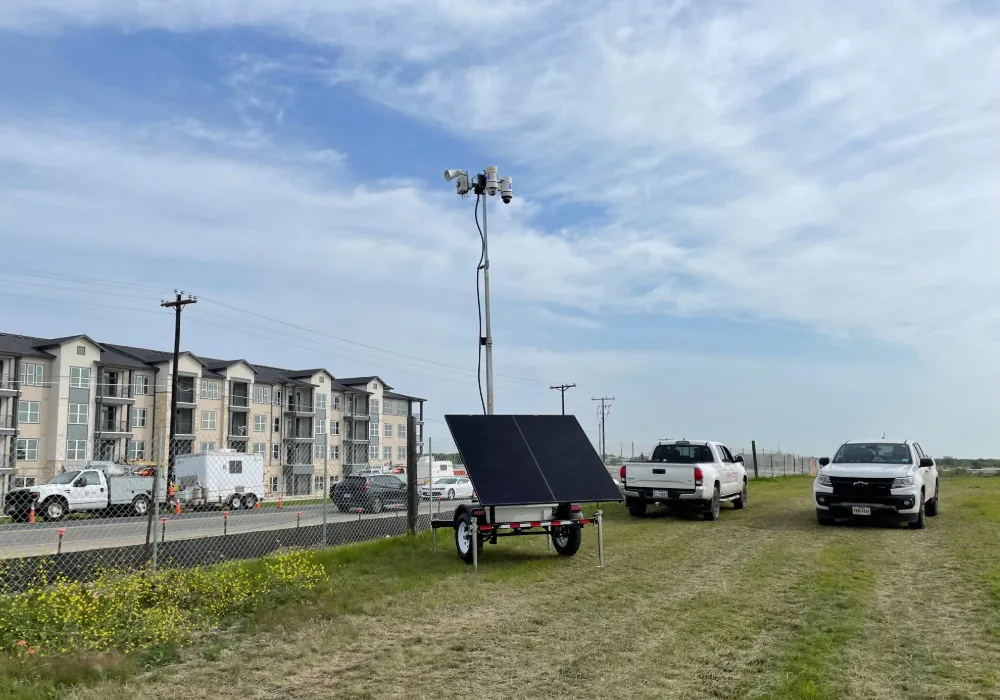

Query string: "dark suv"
[331, 474, 407, 513]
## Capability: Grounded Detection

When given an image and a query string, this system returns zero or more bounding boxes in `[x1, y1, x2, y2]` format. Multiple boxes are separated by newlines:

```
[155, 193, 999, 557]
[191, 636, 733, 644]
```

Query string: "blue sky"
[1, 0, 999, 456]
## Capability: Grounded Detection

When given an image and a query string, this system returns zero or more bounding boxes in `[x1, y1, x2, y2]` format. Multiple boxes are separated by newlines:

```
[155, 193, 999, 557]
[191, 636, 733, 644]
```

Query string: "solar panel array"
[445, 414, 624, 506]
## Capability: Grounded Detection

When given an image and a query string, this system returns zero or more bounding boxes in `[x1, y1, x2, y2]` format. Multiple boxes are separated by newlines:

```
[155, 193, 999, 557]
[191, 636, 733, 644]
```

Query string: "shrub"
[0, 550, 326, 656]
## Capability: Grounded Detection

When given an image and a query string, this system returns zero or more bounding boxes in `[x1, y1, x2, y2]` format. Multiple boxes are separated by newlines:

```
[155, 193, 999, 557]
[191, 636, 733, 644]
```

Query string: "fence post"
[427, 436, 434, 525]
[751, 441, 759, 479]
[406, 414, 417, 535]
[321, 442, 329, 547]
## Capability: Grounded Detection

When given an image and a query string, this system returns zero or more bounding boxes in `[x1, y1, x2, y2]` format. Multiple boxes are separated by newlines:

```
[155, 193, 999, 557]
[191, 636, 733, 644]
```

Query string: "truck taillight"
[619, 465, 626, 481]
[694, 467, 703, 486]
[362, 483, 371, 491]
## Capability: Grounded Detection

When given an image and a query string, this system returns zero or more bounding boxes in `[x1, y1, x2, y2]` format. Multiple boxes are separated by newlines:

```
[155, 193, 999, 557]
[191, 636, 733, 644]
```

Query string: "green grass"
[5, 475, 1000, 700]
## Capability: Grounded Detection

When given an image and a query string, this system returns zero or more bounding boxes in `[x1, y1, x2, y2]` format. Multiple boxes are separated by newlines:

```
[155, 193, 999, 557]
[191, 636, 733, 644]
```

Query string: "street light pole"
[482, 193, 495, 415]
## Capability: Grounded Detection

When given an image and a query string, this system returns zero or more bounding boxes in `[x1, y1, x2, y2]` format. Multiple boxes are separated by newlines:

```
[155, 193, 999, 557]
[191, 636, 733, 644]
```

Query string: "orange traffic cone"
[277, 495, 283, 509]
[28, 506, 35, 524]
[254, 500, 261, 509]
[174, 500, 181, 516]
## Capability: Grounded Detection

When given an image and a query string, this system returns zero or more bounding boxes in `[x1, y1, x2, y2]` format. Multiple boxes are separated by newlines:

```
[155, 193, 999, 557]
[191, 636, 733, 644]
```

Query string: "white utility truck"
[2, 461, 168, 522]
[813, 438, 939, 529]
[172, 451, 265, 510]
[619, 439, 748, 520]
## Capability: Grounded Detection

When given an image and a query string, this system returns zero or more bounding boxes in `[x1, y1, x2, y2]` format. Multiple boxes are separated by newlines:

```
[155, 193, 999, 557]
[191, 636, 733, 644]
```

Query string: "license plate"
[852, 506, 871, 516]
[652, 490, 669, 498]
[344, 494, 352, 499]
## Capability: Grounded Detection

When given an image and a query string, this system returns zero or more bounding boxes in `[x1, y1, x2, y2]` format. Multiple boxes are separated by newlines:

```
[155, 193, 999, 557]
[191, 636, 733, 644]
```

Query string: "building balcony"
[285, 402, 315, 416]
[97, 384, 134, 404]
[285, 432, 315, 442]
[0, 415, 16, 435]
[97, 419, 132, 437]
[0, 378, 18, 398]
[344, 409, 371, 420]
[227, 432, 250, 441]
[230, 394, 250, 410]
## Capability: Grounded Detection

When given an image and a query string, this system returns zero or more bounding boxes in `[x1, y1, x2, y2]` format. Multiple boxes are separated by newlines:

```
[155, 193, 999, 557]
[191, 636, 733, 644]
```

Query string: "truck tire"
[228, 494, 243, 510]
[627, 499, 647, 518]
[925, 481, 939, 516]
[131, 495, 151, 517]
[703, 485, 721, 521]
[454, 511, 483, 565]
[551, 525, 582, 557]
[42, 498, 67, 522]
[908, 494, 927, 529]
[733, 481, 748, 510]
[817, 511, 835, 526]
[369, 496, 384, 514]
[242, 494, 258, 510]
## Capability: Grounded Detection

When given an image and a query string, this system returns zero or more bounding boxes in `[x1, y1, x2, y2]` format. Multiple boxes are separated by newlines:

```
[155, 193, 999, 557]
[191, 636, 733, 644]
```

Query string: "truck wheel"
[551, 525, 582, 557]
[733, 481, 748, 510]
[369, 497, 384, 514]
[703, 486, 721, 521]
[926, 481, 940, 516]
[817, 511, 836, 526]
[228, 494, 243, 510]
[454, 511, 483, 565]
[131, 495, 151, 517]
[908, 495, 927, 529]
[42, 498, 67, 522]
[627, 499, 647, 517]
[242, 494, 258, 510]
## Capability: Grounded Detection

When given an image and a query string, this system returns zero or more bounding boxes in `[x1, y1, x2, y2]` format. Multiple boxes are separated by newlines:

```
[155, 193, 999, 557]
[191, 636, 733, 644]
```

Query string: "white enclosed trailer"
[173, 451, 265, 510]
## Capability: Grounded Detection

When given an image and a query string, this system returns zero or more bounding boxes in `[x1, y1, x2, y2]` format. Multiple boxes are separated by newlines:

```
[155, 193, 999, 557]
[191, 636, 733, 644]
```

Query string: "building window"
[316, 420, 326, 436]
[201, 442, 217, 453]
[68, 403, 88, 425]
[134, 374, 150, 395]
[273, 417, 280, 433]
[316, 393, 327, 410]
[12, 477, 36, 488]
[18, 401, 40, 424]
[398, 446, 406, 460]
[383, 400, 393, 414]
[21, 363, 44, 387]
[369, 445, 379, 459]
[201, 380, 220, 400]
[316, 444, 327, 460]
[201, 411, 217, 430]
[15, 438, 38, 461]
[254, 414, 267, 432]
[132, 408, 147, 428]
[398, 402, 408, 417]
[370, 422, 379, 438]
[314, 475, 325, 493]
[129, 441, 146, 461]
[398, 423, 406, 438]
[271, 443, 280, 460]
[371, 399, 379, 416]
[253, 385, 270, 404]
[333, 395, 342, 410]
[331, 420, 340, 435]
[273, 389, 282, 406]
[384, 423, 393, 438]
[70, 367, 92, 389]
[252, 442, 266, 455]
[66, 439, 87, 460]
[332, 444, 340, 459]
[269, 476, 279, 493]
[383, 446, 392, 460]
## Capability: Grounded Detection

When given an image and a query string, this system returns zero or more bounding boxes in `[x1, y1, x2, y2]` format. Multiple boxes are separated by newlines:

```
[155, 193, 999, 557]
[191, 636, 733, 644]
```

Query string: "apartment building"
[0, 333, 426, 497]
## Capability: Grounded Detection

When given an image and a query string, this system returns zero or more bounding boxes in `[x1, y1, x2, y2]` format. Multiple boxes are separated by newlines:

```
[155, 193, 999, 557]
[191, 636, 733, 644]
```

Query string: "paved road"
[0, 499, 470, 559]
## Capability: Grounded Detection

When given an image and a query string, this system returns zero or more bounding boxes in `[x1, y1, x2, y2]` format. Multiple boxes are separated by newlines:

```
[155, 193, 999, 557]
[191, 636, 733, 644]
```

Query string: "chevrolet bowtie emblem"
[853, 481, 868, 487]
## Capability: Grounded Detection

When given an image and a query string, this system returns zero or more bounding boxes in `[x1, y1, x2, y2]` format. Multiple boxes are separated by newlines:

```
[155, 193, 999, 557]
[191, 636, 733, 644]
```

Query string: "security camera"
[443, 169, 466, 182]
[485, 165, 499, 196]
[499, 176, 513, 204]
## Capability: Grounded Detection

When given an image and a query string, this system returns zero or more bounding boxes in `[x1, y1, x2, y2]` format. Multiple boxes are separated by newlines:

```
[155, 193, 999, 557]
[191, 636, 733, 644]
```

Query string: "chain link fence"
[0, 427, 465, 593]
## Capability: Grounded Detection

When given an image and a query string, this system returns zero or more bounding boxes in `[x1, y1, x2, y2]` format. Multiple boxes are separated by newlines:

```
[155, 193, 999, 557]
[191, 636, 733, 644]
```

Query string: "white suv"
[813, 439, 939, 529]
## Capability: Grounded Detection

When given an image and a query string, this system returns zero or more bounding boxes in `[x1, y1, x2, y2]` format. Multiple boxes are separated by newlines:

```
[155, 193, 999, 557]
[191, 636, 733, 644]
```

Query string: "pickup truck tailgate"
[624, 462, 702, 490]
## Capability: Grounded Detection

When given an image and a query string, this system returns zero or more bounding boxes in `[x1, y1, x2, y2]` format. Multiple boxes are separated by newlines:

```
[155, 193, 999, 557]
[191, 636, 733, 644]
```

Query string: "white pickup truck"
[619, 439, 748, 520]
[814, 438, 939, 529]
[2, 461, 168, 522]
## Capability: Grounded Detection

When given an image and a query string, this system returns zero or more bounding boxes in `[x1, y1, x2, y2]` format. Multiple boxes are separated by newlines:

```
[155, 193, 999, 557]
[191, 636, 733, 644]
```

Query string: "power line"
[550, 383, 576, 415]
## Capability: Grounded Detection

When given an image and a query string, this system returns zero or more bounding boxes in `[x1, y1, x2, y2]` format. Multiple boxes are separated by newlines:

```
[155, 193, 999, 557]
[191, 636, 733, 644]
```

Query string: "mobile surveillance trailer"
[431, 414, 623, 568]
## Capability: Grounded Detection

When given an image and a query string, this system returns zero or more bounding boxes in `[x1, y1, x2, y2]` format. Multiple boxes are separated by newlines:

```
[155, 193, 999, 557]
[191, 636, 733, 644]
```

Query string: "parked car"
[813, 439, 939, 528]
[330, 474, 408, 513]
[420, 476, 475, 500]
[619, 439, 748, 520]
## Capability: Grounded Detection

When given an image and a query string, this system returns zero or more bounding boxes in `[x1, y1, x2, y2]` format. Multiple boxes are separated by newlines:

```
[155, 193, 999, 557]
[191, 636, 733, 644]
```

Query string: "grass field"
[11, 475, 1000, 700]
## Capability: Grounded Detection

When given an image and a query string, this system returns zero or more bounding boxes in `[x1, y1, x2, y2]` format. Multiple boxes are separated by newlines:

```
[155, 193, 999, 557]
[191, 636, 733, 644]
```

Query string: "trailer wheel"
[242, 494, 258, 510]
[131, 495, 151, 517]
[454, 511, 483, 565]
[551, 525, 583, 557]
[228, 494, 243, 510]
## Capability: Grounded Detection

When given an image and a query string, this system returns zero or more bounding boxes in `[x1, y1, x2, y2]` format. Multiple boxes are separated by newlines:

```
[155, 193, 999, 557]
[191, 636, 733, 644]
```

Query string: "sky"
[1, 0, 998, 458]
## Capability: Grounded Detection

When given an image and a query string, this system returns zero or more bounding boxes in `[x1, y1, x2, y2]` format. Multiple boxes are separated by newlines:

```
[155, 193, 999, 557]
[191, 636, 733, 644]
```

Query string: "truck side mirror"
[818, 457, 830, 467]
[734, 454, 744, 463]
[919, 457, 934, 468]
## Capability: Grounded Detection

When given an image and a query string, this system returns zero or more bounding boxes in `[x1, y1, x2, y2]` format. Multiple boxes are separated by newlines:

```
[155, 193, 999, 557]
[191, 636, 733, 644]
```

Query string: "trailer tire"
[242, 494, 258, 510]
[228, 494, 243, 510]
[551, 525, 582, 557]
[131, 495, 151, 517]
[454, 511, 483, 565]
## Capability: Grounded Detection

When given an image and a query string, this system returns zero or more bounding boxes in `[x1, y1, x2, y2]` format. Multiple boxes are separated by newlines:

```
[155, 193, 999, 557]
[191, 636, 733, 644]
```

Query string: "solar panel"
[445, 414, 624, 506]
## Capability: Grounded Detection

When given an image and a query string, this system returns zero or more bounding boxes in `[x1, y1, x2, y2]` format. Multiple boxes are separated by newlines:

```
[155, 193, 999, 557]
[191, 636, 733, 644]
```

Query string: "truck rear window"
[651, 444, 713, 463]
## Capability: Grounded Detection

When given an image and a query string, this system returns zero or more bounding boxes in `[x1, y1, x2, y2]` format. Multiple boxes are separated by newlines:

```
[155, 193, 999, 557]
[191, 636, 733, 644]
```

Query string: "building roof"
[0, 333, 57, 359]
[335, 376, 394, 390]
[384, 390, 426, 402]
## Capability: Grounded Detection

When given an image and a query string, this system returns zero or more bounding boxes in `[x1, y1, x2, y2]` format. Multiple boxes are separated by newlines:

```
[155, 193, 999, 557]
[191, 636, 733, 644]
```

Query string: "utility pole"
[550, 383, 576, 415]
[161, 291, 197, 484]
[591, 397, 614, 463]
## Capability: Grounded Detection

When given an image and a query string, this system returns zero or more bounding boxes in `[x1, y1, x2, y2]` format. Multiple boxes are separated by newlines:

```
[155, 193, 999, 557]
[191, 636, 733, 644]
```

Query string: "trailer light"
[619, 465, 626, 481]
[472, 508, 486, 517]
[570, 504, 582, 513]
[694, 467, 704, 487]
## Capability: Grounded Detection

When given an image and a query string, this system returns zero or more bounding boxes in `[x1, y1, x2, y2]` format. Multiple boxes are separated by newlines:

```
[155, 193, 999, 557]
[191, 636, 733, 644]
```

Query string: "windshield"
[651, 443, 713, 464]
[436, 478, 458, 484]
[48, 471, 82, 485]
[834, 442, 912, 465]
